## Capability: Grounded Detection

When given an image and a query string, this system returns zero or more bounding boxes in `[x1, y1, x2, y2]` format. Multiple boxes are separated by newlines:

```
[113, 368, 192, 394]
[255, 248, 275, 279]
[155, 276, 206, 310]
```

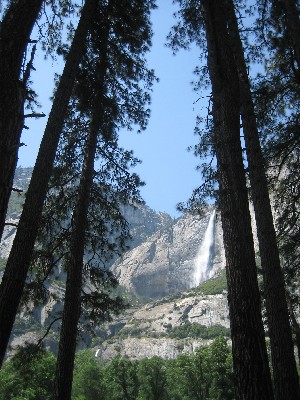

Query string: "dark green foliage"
[253, 0, 300, 326]
[168, 338, 234, 400]
[192, 270, 228, 295]
[138, 356, 169, 400]
[105, 357, 140, 400]
[72, 349, 108, 400]
[208, 337, 235, 400]
[0, 339, 234, 399]
[166, 321, 231, 340]
[170, 352, 211, 400]
[0, 344, 56, 400]
[116, 324, 145, 339]
[74, 338, 234, 400]
[23, 0, 157, 340]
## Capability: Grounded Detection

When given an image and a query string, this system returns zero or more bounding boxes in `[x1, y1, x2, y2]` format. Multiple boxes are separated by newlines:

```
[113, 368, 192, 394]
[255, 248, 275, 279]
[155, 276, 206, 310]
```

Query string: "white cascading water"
[192, 209, 216, 287]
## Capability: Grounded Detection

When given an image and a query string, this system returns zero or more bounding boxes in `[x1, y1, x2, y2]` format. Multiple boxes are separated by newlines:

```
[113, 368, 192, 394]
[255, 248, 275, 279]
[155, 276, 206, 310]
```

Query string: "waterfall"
[192, 210, 216, 287]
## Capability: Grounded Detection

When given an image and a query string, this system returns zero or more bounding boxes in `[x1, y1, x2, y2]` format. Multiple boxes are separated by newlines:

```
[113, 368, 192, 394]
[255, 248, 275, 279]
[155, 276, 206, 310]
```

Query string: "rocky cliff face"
[2, 168, 230, 361]
[112, 208, 225, 299]
[0, 168, 172, 261]
[0, 167, 31, 259]
[94, 287, 230, 360]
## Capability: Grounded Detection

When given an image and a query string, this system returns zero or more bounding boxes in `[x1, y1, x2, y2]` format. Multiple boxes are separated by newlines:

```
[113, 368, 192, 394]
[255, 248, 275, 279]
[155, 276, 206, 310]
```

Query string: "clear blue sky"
[18, 0, 207, 217]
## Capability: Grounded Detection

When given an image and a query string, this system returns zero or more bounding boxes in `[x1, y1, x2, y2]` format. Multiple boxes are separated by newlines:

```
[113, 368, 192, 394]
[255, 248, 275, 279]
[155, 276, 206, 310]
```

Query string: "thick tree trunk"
[225, 1, 300, 399]
[54, 11, 111, 399]
[201, 1, 274, 399]
[283, 0, 300, 75]
[0, 0, 96, 367]
[0, 0, 43, 242]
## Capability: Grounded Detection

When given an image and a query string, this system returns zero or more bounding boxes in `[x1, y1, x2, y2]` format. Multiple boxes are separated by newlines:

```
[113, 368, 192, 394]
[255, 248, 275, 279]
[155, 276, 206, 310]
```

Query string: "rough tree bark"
[225, 1, 300, 399]
[0, 0, 97, 367]
[0, 0, 43, 242]
[200, 0, 274, 398]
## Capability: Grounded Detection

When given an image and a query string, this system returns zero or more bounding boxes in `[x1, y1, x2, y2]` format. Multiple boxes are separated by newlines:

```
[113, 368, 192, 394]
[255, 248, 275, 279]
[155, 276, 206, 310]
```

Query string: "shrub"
[167, 321, 230, 339]
[193, 270, 228, 295]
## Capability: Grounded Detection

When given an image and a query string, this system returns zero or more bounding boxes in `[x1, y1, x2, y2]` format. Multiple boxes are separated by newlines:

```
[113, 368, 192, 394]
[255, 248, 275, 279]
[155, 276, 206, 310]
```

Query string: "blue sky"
[18, 0, 207, 217]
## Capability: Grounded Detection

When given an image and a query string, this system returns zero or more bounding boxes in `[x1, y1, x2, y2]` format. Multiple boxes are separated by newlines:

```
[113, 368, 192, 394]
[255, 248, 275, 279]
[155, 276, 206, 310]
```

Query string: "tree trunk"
[225, 1, 300, 399]
[283, 0, 300, 75]
[200, 1, 274, 399]
[0, 0, 43, 242]
[54, 119, 98, 400]
[54, 10, 111, 399]
[0, 0, 96, 367]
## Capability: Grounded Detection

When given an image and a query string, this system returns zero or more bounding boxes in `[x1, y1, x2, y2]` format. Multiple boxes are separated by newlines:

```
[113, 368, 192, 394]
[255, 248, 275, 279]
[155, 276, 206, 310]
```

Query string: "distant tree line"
[0, 337, 234, 400]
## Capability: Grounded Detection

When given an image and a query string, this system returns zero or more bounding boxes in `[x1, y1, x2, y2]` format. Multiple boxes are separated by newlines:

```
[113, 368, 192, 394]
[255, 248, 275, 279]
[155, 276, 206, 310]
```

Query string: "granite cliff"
[1, 168, 230, 360]
[112, 208, 225, 298]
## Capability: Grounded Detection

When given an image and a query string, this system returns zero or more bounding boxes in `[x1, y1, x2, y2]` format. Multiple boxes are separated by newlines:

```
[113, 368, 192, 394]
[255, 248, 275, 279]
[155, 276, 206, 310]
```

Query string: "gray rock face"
[95, 337, 211, 360]
[94, 291, 230, 360]
[0, 167, 31, 259]
[127, 292, 230, 332]
[121, 204, 173, 250]
[112, 209, 225, 299]
[0, 219, 18, 259]
[3, 168, 230, 361]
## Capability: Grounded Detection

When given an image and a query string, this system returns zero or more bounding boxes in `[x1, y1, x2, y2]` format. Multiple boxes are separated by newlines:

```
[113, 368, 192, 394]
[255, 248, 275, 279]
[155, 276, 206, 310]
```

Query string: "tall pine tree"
[53, 0, 155, 398]
[0, 0, 97, 367]
[171, 1, 274, 398]
[224, 1, 300, 398]
[254, 0, 300, 365]
[0, 0, 43, 241]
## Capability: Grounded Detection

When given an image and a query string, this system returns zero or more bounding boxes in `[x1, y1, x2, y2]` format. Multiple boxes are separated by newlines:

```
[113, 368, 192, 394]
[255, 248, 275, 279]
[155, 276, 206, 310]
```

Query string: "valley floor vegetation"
[0, 337, 234, 400]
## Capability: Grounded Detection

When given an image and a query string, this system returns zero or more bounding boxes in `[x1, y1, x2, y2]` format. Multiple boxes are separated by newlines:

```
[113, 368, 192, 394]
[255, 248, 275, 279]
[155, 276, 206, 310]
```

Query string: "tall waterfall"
[192, 210, 216, 287]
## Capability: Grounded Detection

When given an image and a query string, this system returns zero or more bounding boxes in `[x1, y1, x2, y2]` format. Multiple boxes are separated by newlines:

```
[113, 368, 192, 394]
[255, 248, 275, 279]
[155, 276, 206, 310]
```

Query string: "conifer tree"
[0, 0, 75, 241]
[52, 0, 155, 398]
[0, 0, 97, 367]
[280, 0, 300, 74]
[201, 2, 273, 397]
[224, 1, 300, 398]
[0, 0, 43, 241]
[254, 0, 300, 363]
[171, 1, 274, 398]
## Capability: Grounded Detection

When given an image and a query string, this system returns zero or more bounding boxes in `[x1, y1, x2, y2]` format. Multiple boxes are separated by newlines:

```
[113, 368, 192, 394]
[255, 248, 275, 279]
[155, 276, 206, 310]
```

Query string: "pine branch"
[24, 112, 46, 118]
[22, 44, 36, 87]
[37, 317, 62, 347]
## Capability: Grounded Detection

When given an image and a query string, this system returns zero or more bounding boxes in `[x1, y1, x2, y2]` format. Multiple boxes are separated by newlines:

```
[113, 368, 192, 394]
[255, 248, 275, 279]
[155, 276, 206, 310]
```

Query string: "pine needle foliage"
[23, 0, 157, 339]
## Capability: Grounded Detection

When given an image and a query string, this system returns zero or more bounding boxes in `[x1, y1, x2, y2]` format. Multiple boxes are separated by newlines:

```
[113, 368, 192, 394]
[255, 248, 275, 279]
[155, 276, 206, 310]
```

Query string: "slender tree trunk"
[282, 0, 300, 74]
[0, 0, 43, 242]
[54, 11, 111, 399]
[54, 120, 98, 400]
[0, 0, 96, 367]
[200, 1, 274, 399]
[225, 1, 300, 399]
